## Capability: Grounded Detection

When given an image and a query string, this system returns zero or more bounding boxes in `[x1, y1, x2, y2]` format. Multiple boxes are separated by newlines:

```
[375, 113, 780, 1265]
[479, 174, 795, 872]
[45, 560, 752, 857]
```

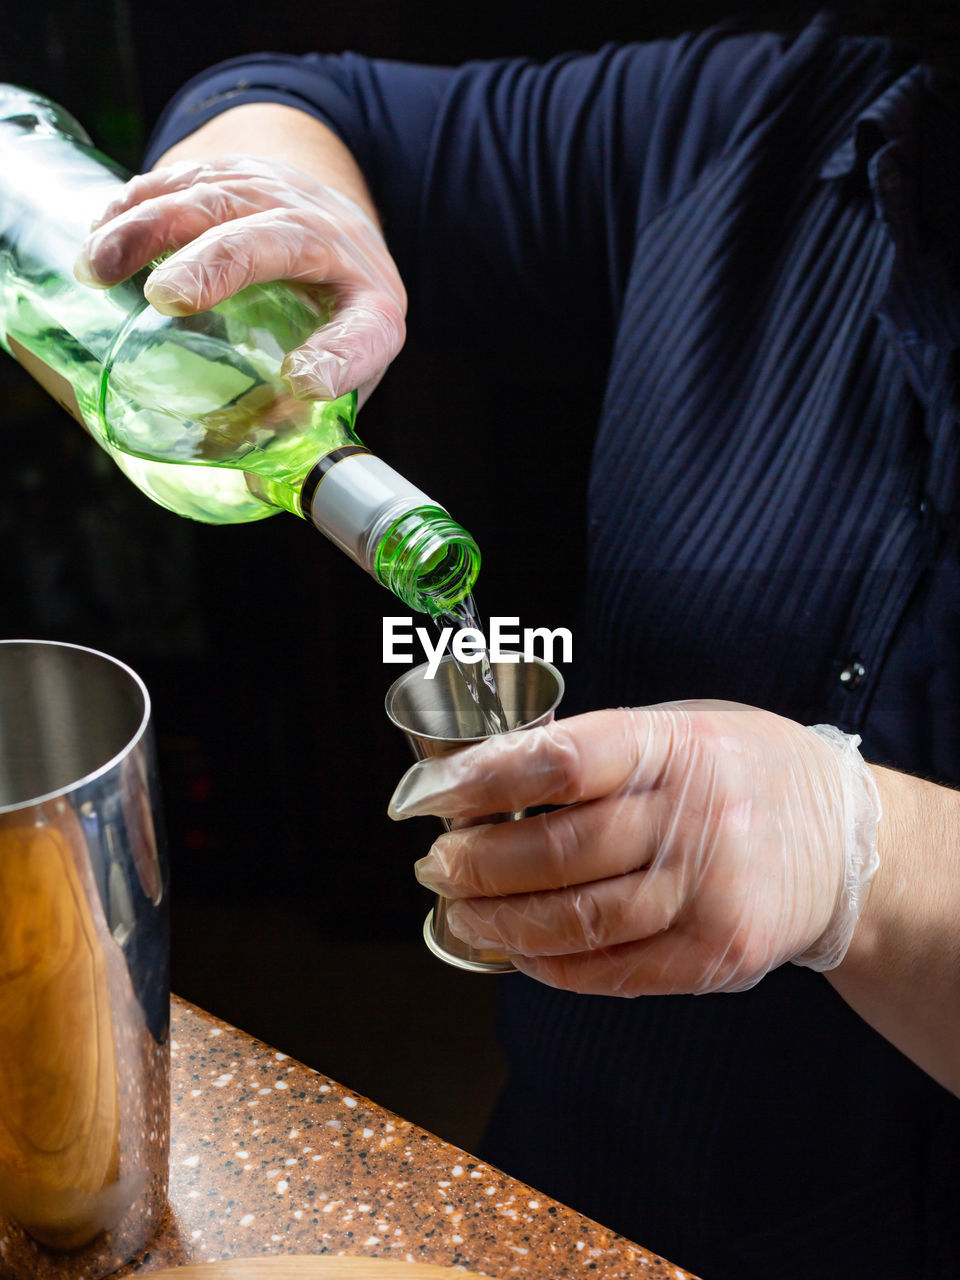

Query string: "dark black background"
[0, 0, 954, 1147]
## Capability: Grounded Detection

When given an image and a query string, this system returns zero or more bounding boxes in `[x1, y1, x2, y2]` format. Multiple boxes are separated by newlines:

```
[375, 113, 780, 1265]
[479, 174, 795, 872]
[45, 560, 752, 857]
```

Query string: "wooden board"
[144, 1257, 494, 1280]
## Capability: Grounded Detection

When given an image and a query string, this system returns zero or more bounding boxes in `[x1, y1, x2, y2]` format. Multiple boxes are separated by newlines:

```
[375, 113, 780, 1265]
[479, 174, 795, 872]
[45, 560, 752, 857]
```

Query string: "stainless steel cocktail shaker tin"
[0, 640, 169, 1277]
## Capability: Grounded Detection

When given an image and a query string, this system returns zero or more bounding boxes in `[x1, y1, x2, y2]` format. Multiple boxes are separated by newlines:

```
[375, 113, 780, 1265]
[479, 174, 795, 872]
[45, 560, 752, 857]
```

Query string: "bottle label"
[6, 335, 90, 435]
[299, 444, 371, 518]
[308, 451, 435, 571]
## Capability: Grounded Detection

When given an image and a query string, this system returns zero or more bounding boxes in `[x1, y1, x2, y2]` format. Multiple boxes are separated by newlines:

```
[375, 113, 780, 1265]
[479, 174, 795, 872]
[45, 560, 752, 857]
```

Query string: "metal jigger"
[0, 640, 169, 1278]
[385, 653, 564, 974]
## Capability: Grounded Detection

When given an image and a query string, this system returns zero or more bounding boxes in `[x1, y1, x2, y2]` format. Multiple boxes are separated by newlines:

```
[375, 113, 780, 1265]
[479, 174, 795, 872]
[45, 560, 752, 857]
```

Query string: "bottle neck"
[303, 451, 479, 614]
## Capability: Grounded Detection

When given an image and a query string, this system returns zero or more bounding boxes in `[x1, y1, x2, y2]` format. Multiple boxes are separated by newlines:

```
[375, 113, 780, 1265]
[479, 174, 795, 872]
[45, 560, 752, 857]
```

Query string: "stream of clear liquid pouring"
[435, 595, 527, 828]
[436, 593, 510, 736]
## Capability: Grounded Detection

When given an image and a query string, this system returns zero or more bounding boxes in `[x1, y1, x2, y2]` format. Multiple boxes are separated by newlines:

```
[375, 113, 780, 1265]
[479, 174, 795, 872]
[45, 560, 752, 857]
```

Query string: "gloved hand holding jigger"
[385, 654, 564, 973]
[388, 699, 880, 996]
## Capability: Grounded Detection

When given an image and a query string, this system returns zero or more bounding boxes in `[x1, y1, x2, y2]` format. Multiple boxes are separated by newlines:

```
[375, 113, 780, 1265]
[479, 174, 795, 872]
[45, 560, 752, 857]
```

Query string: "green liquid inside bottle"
[0, 86, 479, 616]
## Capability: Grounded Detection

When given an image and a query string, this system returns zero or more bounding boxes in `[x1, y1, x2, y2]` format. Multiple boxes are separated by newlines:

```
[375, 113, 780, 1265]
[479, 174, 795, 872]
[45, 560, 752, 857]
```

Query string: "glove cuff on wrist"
[791, 724, 881, 972]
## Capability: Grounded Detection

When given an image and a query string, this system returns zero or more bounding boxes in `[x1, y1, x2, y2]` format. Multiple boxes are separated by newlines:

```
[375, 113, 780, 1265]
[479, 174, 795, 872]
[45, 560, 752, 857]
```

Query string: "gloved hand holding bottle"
[75, 154, 407, 407]
[388, 700, 882, 996]
[0, 89, 476, 614]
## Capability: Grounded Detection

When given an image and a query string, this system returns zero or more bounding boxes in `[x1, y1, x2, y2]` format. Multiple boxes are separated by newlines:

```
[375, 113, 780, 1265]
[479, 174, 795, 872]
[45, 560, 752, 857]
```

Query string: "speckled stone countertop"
[116, 996, 699, 1279]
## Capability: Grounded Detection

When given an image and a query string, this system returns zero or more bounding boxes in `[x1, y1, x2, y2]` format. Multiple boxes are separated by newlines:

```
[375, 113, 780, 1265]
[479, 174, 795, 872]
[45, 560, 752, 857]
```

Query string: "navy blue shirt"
[149, 15, 960, 1278]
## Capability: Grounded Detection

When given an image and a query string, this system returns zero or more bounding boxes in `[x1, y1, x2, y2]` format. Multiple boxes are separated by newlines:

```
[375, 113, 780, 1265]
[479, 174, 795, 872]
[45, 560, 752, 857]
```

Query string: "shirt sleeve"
[144, 29, 789, 366]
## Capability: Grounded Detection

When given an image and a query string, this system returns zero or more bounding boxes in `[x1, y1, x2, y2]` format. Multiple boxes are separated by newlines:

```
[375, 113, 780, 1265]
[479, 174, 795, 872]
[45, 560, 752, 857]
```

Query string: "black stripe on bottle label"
[299, 445, 372, 518]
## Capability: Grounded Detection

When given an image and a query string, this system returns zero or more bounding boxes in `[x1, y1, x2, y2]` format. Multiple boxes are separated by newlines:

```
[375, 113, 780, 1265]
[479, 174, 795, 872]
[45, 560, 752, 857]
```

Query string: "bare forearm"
[151, 101, 381, 227]
[828, 764, 960, 1096]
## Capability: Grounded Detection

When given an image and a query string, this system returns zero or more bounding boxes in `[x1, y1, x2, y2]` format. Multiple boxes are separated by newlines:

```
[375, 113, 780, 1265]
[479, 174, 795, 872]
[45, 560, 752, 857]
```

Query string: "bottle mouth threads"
[375, 508, 480, 616]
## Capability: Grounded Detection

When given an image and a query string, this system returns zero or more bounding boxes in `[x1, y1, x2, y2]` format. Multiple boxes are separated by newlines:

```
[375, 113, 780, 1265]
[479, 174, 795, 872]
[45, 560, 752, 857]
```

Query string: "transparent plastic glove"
[74, 156, 407, 405]
[388, 701, 881, 996]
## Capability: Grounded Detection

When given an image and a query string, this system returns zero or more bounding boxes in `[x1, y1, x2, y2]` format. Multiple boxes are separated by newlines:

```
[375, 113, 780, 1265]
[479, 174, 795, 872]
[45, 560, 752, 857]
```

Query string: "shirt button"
[839, 661, 866, 689]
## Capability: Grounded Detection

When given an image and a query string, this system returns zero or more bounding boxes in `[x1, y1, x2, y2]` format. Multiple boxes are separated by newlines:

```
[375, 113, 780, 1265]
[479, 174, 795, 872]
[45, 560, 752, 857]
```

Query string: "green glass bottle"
[0, 85, 479, 616]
